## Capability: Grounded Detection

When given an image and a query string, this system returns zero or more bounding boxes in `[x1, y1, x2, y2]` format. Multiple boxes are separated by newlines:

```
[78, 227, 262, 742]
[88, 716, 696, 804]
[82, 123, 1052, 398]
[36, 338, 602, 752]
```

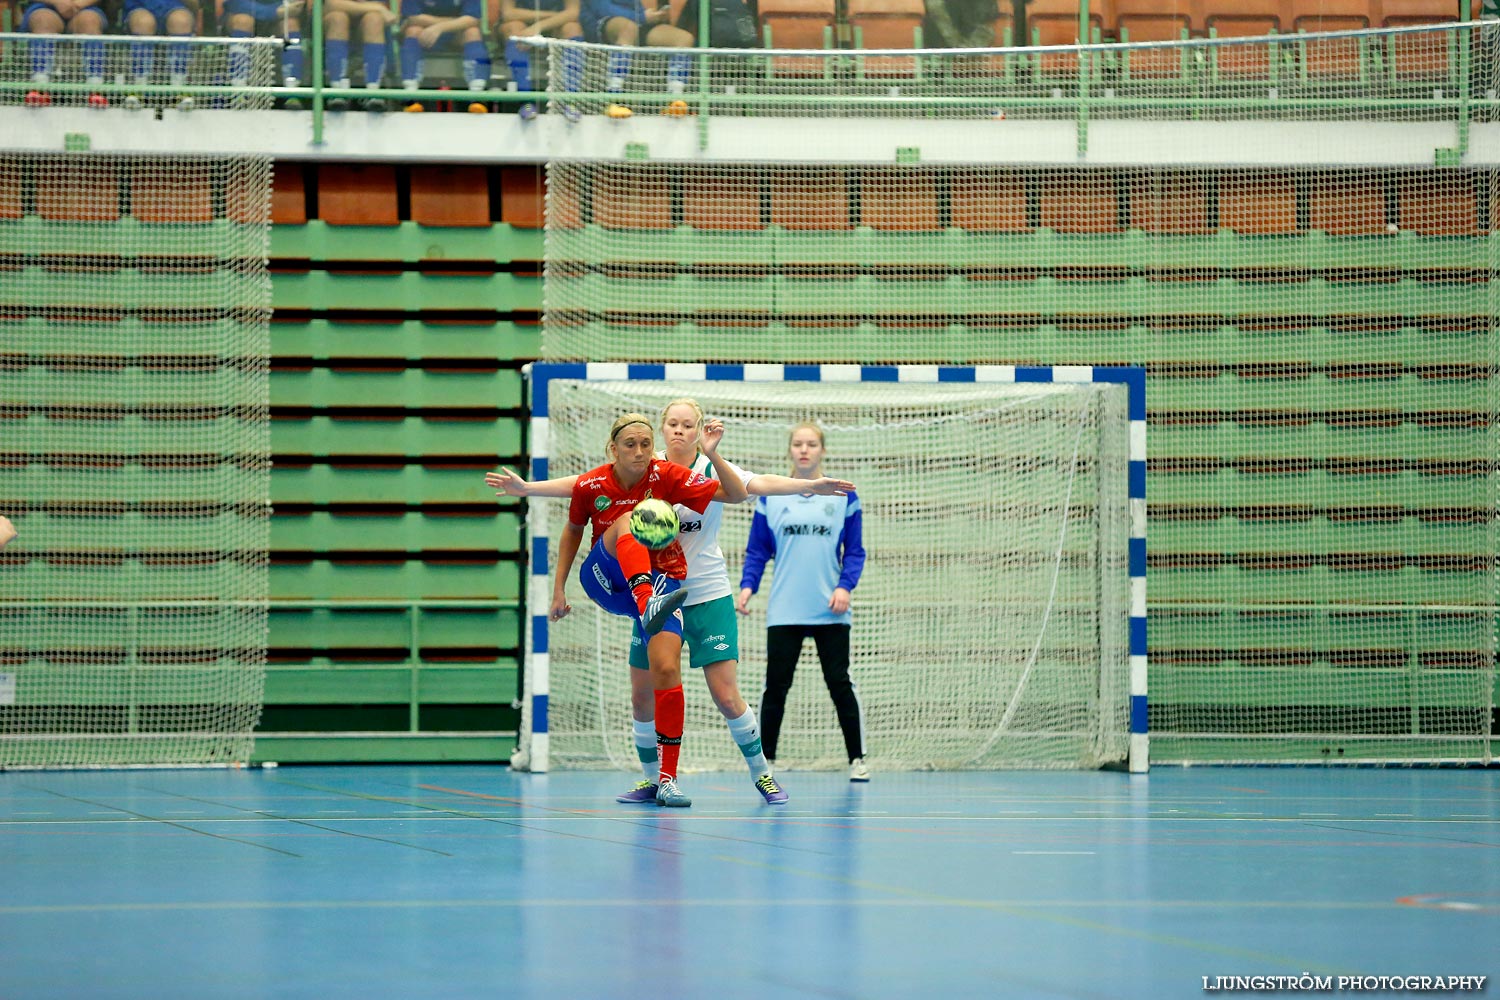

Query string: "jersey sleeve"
[738, 497, 775, 592]
[566, 483, 594, 526]
[837, 491, 865, 592]
[729, 459, 756, 491]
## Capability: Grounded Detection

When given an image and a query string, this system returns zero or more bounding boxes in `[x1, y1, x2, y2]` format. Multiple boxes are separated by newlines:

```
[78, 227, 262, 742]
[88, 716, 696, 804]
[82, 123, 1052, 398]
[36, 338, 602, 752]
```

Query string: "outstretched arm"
[748, 473, 853, 497]
[698, 419, 748, 504]
[485, 467, 579, 499]
[550, 520, 586, 622]
[0, 515, 15, 552]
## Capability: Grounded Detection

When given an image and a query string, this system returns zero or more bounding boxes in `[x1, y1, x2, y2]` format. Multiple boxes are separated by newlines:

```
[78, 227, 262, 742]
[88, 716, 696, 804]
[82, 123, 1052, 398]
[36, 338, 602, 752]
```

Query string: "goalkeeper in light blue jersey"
[737, 420, 869, 782]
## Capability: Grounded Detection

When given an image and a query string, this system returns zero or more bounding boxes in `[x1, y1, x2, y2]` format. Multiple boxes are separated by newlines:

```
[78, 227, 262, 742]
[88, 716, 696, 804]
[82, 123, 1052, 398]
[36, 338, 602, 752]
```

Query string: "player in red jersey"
[549, 411, 747, 806]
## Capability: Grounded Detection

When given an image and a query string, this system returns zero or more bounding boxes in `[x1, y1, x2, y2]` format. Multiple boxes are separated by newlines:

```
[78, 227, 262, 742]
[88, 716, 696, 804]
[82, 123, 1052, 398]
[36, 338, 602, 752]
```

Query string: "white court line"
[1298, 812, 1338, 817]
[1013, 850, 1096, 855]
[1375, 813, 1414, 818]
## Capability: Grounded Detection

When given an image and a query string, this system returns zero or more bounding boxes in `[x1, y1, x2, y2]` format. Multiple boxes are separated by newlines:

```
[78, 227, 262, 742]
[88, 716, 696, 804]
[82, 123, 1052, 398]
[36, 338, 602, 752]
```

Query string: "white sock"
[726, 707, 770, 777]
[632, 718, 659, 784]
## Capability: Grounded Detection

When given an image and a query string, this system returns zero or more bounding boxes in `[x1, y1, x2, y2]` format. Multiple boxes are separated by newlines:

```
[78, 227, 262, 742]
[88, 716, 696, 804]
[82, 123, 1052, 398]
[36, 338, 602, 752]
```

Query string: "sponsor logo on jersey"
[579, 475, 608, 488]
[592, 564, 611, 590]
[782, 523, 832, 536]
[712, 643, 729, 651]
[594, 495, 610, 511]
[687, 473, 708, 486]
[705, 634, 725, 643]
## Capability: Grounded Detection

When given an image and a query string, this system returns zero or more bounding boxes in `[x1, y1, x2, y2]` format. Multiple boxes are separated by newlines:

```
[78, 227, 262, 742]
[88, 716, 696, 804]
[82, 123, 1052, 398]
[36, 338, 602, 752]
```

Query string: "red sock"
[654, 685, 684, 782]
[616, 531, 655, 615]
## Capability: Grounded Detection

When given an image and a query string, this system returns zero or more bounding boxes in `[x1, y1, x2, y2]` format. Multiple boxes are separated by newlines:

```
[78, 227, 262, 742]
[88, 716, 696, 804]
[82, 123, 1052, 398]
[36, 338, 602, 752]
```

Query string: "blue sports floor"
[1, 765, 1496, 999]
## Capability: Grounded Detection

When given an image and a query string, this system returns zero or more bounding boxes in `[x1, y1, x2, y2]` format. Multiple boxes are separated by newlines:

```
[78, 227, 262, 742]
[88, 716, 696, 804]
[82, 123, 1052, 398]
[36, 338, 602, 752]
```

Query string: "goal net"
[518, 369, 1137, 773]
[539, 25, 1498, 765]
[0, 39, 276, 769]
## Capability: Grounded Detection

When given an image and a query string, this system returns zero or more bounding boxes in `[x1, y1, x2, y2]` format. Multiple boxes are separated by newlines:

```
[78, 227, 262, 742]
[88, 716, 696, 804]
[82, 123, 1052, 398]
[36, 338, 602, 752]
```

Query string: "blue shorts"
[581, 0, 643, 41]
[124, 0, 191, 24]
[22, 2, 107, 28]
[578, 541, 683, 641]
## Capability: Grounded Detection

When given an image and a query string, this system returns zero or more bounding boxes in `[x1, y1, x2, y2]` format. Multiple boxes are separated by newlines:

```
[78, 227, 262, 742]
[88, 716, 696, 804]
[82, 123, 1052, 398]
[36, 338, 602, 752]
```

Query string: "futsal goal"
[515, 362, 1147, 774]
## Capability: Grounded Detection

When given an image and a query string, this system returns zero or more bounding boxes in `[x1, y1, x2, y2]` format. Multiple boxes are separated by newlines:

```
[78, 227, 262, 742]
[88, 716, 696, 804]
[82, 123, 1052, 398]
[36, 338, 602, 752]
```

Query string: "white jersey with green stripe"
[666, 451, 756, 607]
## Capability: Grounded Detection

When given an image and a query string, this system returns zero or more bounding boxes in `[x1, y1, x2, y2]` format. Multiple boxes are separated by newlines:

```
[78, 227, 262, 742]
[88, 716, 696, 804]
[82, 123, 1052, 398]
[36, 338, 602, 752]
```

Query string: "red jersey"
[568, 458, 718, 579]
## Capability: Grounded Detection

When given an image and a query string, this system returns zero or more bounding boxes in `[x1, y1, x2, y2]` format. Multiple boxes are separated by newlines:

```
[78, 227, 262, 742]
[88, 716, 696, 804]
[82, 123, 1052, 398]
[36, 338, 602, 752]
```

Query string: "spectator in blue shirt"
[579, 0, 691, 94]
[19, 0, 108, 89]
[400, 0, 490, 90]
[737, 420, 870, 782]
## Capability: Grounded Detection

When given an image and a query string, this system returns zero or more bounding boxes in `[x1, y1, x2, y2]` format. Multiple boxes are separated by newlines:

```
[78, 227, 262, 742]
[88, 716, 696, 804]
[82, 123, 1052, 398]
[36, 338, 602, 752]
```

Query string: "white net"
[0, 45, 275, 768]
[1, 34, 280, 110]
[540, 24, 1499, 764]
[521, 377, 1132, 772]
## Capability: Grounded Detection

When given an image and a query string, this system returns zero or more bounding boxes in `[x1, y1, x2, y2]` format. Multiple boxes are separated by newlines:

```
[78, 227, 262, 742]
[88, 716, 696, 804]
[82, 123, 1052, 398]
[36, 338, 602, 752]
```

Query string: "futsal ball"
[629, 498, 679, 550]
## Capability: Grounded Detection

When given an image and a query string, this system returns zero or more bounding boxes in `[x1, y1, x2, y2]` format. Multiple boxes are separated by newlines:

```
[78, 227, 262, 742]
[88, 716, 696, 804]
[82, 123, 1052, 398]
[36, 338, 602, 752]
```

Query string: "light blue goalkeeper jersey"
[739, 490, 865, 627]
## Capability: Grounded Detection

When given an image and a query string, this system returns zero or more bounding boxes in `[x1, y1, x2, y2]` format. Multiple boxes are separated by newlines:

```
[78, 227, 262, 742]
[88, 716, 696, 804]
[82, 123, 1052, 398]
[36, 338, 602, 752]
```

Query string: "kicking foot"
[642, 589, 687, 634]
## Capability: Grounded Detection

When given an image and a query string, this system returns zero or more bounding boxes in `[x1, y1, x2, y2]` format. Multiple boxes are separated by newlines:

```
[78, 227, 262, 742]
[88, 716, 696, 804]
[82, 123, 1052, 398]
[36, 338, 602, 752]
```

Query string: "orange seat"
[0, 162, 22, 220]
[1039, 171, 1119, 234]
[1291, 0, 1371, 80]
[593, 165, 673, 230]
[684, 168, 764, 231]
[133, 168, 214, 224]
[1115, 0, 1200, 78]
[1396, 172, 1480, 235]
[848, 0, 925, 76]
[1205, 0, 1288, 79]
[770, 168, 850, 231]
[1220, 171, 1298, 234]
[759, 0, 836, 74]
[859, 169, 940, 232]
[1027, 0, 1109, 76]
[1309, 174, 1387, 235]
[36, 158, 120, 222]
[317, 164, 399, 226]
[1130, 172, 1212, 235]
[1382, 0, 1460, 81]
[264, 164, 308, 226]
[951, 169, 1031, 233]
[499, 166, 546, 229]
[545, 168, 584, 230]
[411, 165, 490, 227]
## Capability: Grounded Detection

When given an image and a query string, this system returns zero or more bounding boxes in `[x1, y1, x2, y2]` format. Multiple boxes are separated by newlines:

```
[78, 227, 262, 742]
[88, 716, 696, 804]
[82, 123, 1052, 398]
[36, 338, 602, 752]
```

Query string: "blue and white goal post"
[515, 362, 1147, 775]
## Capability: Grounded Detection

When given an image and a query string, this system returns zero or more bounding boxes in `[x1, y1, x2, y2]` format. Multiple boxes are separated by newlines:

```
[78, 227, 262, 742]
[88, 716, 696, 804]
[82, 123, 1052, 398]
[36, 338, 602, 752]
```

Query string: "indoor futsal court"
[2, 764, 1497, 998]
